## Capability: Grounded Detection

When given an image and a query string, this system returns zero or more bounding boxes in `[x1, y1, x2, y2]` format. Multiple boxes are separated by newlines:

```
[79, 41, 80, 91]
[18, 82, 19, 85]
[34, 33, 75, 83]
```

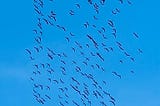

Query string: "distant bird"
[100, 0, 106, 5]
[138, 48, 143, 53]
[30, 77, 34, 81]
[33, 64, 39, 69]
[104, 48, 109, 52]
[133, 32, 139, 38]
[96, 52, 104, 61]
[60, 79, 64, 84]
[72, 60, 77, 64]
[93, 15, 98, 20]
[112, 8, 120, 14]
[92, 24, 97, 28]
[47, 53, 53, 60]
[118, 46, 124, 51]
[72, 100, 80, 106]
[109, 47, 114, 51]
[119, 60, 123, 63]
[118, 0, 123, 4]
[48, 78, 51, 83]
[45, 95, 51, 99]
[101, 43, 106, 47]
[47, 47, 56, 55]
[56, 25, 66, 31]
[62, 52, 67, 57]
[75, 4, 80, 8]
[35, 36, 41, 44]
[25, 49, 31, 55]
[70, 32, 76, 36]
[124, 52, 130, 56]
[84, 22, 89, 28]
[33, 29, 38, 34]
[86, 44, 90, 48]
[43, 18, 49, 25]
[116, 41, 122, 46]
[100, 101, 107, 106]
[101, 27, 106, 32]
[112, 71, 121, 79]
[59, 102, 64, 106]
[60, 60, 66, 64]
[34, 47, 40, 52]
[130, 57, 135, 62]
[71, 47, 76, 52]
[108, 20, 114, 27]
[69, 10, 75, 15]
[53, 79, 58, 84]
[96, 64, 100, 69]
[109, 100, 115, 106]
[71, 77, 80, 85]
[88, 0, 92, 4]
[127, 0, 132, 5]
[103, 80, 107, 85]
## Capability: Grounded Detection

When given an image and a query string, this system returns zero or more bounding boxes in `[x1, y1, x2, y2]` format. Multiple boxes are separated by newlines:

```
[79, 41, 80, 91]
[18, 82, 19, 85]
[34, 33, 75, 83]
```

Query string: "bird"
[60, 60, 66, 64]
[133, 32, 139, 38]
[59, 102, 64, 106]
[71, 77, 80, 85]
[86, 44, 90, 48]
[100, 0, 106, 5]
[127, 0, 132, 5]
[70, 32, 76, 36]
[45, 95, 51, 99]
[119, 60, 123, 63]
[88, 0, 92, 4]
[83, 61, 88, 66]
[47, 48, 56, 55]
[124, 52, 130, 56]
[116, 41, 122, 46]
[118, 0, 123, 4]
[72, 100, 80, 106]
[33, 64, 39, 69]
[138, 48, 143, 53]
[75, 4, 80, 8]
[130, 57, 135, 62]
[100, 101, 107, 106]
[59, 79, 64, 84]
[109, 100, 115, 106]
[43, 18, 49, 25]
[112, 8, 120, 15]
[96, 52, 104, 61]
[104, 48, 109, 52]
[33, 29, 38, 34]
[34, 46, 40, 52]
[34, 36, 41, 44]
[47, 53, 53, 60]
[112, 71, 121, 79]
[30, 77, 34, 81]
[71, 47, 76, 52]
[108, 20, 114, 27]
[69, 10, 75, 15]
[25, 49, 32, 55]
[53, 79, 59, 84]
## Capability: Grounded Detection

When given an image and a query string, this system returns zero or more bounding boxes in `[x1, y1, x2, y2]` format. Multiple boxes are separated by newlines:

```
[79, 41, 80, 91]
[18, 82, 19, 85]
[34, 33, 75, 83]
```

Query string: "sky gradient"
[0, 0, 160, 106]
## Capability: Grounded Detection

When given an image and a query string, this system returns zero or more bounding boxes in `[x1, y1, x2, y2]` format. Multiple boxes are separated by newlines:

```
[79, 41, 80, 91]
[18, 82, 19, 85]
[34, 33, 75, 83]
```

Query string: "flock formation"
[25, 0, 143, 106]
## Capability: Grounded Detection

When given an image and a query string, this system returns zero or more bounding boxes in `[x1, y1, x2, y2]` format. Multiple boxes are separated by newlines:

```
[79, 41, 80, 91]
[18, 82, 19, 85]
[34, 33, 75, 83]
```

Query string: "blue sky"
[0, 0, 160, 106]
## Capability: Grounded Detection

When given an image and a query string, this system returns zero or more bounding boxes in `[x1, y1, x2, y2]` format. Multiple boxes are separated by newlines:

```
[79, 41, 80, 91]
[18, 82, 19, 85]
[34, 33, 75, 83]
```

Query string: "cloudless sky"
[0, 0, 160, 106]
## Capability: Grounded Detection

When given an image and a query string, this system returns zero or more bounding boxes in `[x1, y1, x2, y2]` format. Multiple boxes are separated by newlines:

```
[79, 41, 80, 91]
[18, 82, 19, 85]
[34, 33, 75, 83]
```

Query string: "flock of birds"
[25, 0, 143, 106]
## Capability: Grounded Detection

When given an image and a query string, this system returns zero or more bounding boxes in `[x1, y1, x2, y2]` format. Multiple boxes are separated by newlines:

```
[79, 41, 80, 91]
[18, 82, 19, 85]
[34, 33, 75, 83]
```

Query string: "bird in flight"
[112, 71, 121, 79]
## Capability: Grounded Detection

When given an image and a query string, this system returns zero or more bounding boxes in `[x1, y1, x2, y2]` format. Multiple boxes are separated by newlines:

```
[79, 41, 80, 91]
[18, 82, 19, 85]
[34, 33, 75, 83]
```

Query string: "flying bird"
[112, 71, 121, 79]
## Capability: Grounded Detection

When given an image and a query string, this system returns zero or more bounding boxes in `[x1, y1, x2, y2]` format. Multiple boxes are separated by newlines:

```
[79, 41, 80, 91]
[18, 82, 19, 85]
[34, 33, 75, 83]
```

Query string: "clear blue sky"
[0, 0, 160, 106]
